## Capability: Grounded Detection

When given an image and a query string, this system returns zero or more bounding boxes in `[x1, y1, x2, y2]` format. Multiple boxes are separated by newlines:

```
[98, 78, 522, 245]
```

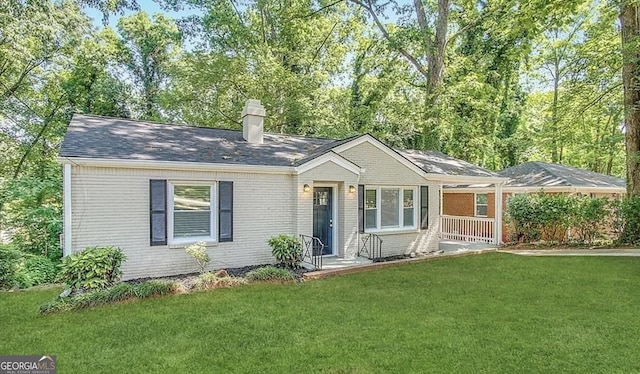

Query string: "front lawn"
[2, 253, 640, 373]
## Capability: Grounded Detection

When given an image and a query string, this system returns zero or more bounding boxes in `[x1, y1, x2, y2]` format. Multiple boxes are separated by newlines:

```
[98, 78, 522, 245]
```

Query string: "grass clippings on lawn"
[2, 253, 640, 373]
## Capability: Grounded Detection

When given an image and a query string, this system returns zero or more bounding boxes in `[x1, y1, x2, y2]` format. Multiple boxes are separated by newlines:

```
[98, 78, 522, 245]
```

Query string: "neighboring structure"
[58, 100, 504, 280]
[443, 161, 626, 243]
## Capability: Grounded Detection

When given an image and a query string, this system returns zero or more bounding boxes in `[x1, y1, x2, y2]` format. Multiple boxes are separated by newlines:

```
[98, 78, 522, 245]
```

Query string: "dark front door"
[313, 187, 333, 255]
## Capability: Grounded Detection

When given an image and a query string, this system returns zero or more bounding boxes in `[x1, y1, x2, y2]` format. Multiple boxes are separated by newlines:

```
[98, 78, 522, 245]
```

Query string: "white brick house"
[58, 100, 504, 279]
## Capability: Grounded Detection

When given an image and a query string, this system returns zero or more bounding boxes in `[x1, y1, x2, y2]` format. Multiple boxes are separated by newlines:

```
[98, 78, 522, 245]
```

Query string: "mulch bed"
[128, 263, 313, 289]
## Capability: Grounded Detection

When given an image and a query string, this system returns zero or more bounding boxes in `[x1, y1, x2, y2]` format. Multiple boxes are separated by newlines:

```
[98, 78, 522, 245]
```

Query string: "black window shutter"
[150, 180, 167, 246]
[358, 185, 365, 233]
[420, 186, 429, 229]
[218, 181, 233, 242]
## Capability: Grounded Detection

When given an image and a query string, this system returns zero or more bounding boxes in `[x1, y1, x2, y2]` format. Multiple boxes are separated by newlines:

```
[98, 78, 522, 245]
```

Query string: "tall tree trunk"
[620, 1, 640, 196]
[415, 0, 449, 151]
[551, 51, 561, 163]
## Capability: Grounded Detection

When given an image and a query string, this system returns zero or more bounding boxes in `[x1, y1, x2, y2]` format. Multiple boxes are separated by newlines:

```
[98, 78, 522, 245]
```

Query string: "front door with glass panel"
[312, 187, 333, 255]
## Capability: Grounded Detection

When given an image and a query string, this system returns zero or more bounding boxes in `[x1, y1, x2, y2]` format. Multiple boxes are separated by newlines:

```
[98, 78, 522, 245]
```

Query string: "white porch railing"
[440, 215, 495, 243]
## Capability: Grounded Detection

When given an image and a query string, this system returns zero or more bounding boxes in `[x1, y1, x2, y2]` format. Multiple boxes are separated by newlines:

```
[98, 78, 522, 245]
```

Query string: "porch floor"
[320, 256, 373, 270]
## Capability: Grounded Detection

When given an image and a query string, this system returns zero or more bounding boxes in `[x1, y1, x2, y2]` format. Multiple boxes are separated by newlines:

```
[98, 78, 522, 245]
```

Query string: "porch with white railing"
[440, 215, 495, 244]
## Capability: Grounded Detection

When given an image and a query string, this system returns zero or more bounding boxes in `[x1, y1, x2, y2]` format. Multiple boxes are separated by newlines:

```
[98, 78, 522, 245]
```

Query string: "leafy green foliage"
[245, 266, 295, 282]
[185, 241, 210, 274]
[0, 245, 22, 289]
[613, 196, 640, 245]
[268, 235, 303, 268]
[506, 193, 614, 244]
[132, 280, 176, 298]
[0, 177, 62, 260]
[16, 254, 57, 288]
[39, 280, 177, 314]
[58, 246, 127, 291]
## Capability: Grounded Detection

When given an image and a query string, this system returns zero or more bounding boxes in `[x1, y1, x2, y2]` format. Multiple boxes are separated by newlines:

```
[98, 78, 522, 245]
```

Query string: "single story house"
[58, 100, 505, 280]
[442, 161, 626, 243]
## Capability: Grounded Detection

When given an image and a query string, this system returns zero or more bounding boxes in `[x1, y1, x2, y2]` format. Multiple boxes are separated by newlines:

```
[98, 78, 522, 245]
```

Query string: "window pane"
[476, 205, 488, 217]
[403, 208, 414, 227]
[365, 209, 377, 229]
[174, 211, 211, 238]
[403, 190, 414, 208]
[476, 193, 488, 205]
[174, 186, 210, 211]
[381, 189, 399, 228]
[365, 190, 376, 209]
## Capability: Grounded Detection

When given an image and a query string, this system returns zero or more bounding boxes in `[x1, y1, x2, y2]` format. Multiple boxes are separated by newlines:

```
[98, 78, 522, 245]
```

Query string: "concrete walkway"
[499, 248, 640, 256]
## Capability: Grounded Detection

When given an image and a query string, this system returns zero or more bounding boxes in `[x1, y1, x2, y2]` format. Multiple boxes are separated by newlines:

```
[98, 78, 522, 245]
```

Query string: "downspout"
[63, 163, 72, 256]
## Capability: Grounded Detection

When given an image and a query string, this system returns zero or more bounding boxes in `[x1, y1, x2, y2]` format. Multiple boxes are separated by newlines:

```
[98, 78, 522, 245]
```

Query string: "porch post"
[494, 182, 503, 245]
[439, 183, 443, 239]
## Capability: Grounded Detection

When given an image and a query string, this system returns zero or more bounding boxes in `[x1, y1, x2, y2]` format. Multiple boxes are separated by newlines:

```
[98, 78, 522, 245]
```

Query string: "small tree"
[268, 235, 303, 268]
[185, 241, 210, 274]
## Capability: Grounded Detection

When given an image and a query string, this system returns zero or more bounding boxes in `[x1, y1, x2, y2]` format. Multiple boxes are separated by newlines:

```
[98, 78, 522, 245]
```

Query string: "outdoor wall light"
[349, 185, 356, 194]
[303, 184, 311, 193]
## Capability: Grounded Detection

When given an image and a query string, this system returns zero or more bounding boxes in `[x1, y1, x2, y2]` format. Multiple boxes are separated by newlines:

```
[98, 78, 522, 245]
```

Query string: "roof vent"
[242, 99, 266, 144]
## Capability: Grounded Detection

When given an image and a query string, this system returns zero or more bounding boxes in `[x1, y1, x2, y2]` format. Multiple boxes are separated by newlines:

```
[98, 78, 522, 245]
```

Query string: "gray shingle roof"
[399, 149, 499, 177]
[60, 114, 335, 167]
[499, 162, 625, 189]
[59, 114, 500, 178]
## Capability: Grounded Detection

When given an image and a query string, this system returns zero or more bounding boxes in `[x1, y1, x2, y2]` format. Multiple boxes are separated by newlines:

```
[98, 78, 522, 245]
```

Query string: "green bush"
[105, 282, 135, 302]
[0, 245, 21, 289]
[185, 241, 210, 274]
[506, 193, 614, 244]
[132, 280, 175, 298]
[58, 246, 126, 291]
[16, 254, 57, 288]
[614, 196, 640, 245]
[246, 266, 295, 282]
[268, 234, 303, 268]
[572, 197, 609, 244]
[39, 280, 177, 314]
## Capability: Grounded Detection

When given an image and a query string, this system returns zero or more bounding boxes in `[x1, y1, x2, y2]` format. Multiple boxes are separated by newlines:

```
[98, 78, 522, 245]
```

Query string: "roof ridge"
[73, 113, 341, 142]
[532, 162, 569, 184]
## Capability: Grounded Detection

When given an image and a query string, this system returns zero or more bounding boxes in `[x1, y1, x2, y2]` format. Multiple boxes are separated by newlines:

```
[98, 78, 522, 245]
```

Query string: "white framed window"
[168, 182, 217, 243]
[364, 187, 417, 231]
[475, 193, 488, 217]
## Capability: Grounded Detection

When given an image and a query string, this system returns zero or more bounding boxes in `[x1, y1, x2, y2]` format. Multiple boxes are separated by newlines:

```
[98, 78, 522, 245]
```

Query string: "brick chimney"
[242, 99, 266, 144]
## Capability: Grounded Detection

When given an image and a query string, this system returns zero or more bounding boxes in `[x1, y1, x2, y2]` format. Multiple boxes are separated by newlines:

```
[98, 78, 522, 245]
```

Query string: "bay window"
[364, 187, 416, 231]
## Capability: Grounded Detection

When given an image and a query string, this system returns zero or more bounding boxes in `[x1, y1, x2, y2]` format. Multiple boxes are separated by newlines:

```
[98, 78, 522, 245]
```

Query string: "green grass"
[2, 253, 640, 373]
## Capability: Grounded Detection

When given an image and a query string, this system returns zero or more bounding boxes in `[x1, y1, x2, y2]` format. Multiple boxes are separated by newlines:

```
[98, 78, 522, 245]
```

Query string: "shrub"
[16, 254, 57, 288]
[132, 280, 175, 298]
[246, 266, 295, 282]
[58, 246, 126, 291]
[614, 196, 640, 245]
[0, 245, 21, 289]
[39, 280, 177, 314]
[572, 197, 609, 244]
[105, 282, 135, 302]
[506, 193, 615, 244]
[185, 241, 210, 274]
[268, 234, 303, 268]
[192, 271, 245, 291]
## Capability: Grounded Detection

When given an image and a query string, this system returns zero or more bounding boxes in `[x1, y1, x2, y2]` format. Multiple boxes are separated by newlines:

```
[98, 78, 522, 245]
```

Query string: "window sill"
[364, 228, 418, 235]
[168, 240, 218, 249]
